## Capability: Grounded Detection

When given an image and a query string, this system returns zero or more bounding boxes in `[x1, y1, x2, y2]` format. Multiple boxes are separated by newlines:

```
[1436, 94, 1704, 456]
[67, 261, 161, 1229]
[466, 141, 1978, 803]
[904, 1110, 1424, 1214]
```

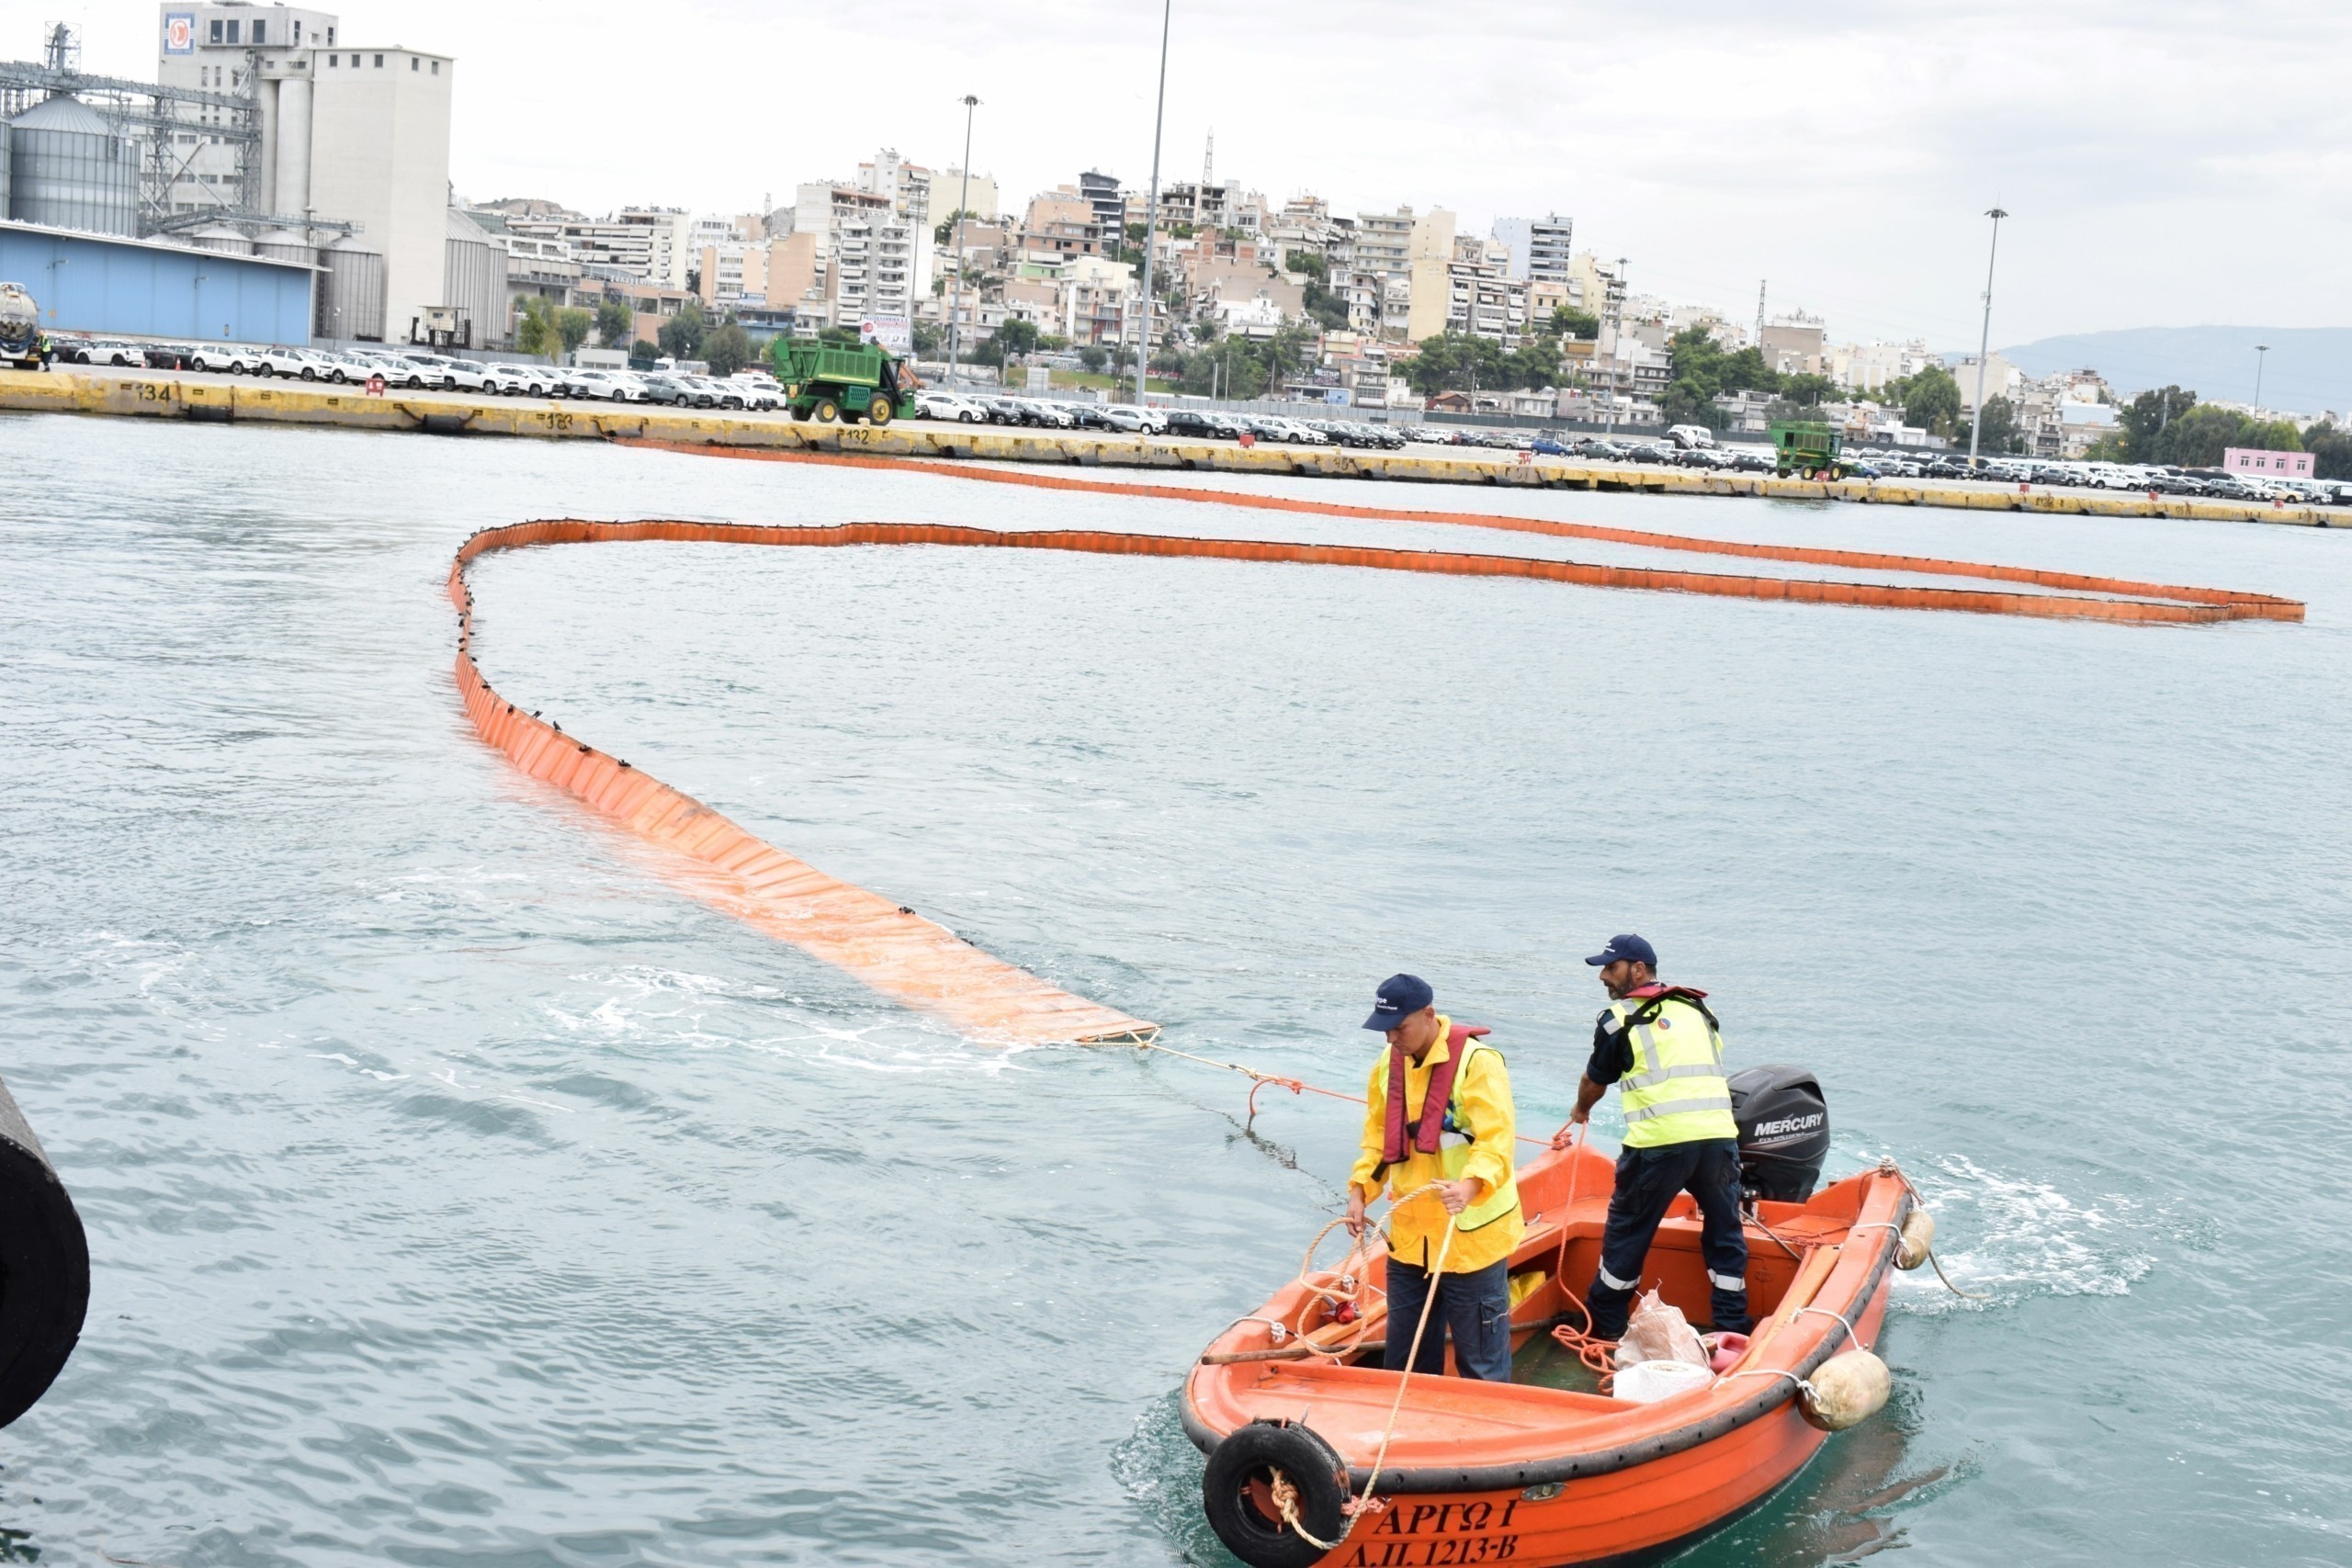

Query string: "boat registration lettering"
[1342, 1498, 1522, 1565]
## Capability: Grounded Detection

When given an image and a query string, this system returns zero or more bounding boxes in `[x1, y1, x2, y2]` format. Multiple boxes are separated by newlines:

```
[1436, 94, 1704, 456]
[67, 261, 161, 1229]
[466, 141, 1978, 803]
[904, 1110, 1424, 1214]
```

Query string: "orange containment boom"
[449, 519, 1162, 1046]
[450, 499, 2300, 1044]
[617, 441, 2304, 625]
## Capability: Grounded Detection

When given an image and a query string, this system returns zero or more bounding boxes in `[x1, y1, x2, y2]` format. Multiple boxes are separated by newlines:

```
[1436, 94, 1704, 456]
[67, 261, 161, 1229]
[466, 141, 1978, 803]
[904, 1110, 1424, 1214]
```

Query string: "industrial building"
[0, 7, 490, 350]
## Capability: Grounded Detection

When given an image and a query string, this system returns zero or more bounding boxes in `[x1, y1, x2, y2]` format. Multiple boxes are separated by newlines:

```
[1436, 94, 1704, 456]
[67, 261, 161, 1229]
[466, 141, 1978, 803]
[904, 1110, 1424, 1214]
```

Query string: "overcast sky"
[28, 0, 2347, 348]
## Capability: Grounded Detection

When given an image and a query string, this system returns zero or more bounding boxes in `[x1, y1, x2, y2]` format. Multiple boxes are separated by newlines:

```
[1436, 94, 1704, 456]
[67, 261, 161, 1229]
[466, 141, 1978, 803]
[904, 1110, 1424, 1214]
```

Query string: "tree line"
[2084, 387, 2336, 472]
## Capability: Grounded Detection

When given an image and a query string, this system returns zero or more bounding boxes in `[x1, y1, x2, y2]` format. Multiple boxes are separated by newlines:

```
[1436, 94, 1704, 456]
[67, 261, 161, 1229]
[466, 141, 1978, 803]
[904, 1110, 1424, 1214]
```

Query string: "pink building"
[2224, 446, 2313, 478]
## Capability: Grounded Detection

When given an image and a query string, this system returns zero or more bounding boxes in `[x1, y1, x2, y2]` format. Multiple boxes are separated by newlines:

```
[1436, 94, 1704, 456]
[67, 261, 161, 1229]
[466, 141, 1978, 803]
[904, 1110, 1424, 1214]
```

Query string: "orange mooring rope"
[615, 440, 2304, 626]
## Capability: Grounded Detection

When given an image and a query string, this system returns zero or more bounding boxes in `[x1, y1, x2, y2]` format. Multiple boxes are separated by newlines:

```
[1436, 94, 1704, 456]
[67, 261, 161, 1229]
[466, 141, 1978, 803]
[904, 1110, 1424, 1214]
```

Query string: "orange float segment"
[616, 438, 2302, 624]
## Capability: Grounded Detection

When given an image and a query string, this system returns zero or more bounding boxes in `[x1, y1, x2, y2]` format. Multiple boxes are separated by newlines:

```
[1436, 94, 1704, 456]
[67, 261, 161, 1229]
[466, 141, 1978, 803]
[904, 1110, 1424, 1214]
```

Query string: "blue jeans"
[1384, 1257, 1512, 1382]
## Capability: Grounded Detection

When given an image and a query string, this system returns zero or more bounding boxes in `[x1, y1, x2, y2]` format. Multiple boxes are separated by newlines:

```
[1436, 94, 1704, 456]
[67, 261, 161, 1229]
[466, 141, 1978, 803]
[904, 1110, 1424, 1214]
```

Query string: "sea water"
[3, 415, 2348, 1565]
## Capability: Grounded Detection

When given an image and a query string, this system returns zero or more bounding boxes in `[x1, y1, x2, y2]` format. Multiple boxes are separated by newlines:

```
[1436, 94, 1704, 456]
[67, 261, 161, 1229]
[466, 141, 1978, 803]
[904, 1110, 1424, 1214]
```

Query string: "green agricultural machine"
[769, 337, 915, 424]
[1770, 419, 1847, 480]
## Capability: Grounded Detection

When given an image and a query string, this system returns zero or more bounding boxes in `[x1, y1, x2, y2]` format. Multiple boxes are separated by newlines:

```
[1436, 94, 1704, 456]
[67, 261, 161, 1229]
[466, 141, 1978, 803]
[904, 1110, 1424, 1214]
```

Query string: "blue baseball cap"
[1585, 934, 1657, 969]
[1363, 973, 1435, 1032]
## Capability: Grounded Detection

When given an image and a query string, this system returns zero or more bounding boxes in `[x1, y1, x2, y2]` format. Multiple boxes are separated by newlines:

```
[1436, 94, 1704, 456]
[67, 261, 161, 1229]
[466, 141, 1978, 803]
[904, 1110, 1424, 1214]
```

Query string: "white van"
[1668, 423, 1716, 450]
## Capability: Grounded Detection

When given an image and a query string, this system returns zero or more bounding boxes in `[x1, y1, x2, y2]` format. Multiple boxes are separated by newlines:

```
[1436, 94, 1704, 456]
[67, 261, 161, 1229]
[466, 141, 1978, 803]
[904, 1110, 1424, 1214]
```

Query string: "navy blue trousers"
[1587, 1138, 1752, 1339]
[1384, 1257, 1512, 1381]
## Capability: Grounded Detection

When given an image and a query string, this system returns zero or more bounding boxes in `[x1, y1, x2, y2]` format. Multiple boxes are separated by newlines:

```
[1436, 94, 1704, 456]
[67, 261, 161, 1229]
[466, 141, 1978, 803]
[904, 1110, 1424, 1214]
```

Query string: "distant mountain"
[1986, 326, 2352, 418]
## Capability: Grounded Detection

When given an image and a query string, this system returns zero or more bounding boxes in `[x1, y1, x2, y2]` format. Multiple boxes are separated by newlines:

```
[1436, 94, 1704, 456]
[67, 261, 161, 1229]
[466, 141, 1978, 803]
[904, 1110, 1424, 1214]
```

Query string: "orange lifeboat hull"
[1184, 1152, 1913, 1567]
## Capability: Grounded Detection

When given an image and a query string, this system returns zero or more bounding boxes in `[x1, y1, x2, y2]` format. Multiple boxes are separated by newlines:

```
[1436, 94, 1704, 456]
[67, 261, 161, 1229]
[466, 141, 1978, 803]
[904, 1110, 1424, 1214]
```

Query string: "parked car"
[397, 352, 486, 391]
[1163, 409, 1233, 439]
[730, 377, 783, 411]
[560, 367, 636, 401]
[1100, 403, 1153, 433]
[638, 374, 694, 406]
[482, 363, 557, 397]
[353, 352, 436, 389]
[141, 343, 196, 369]
[917, 390, 989, 423]
[1728, 449, 1776, 473]
[1575, 437, 1628, 460]
[185, 344, 258, 374]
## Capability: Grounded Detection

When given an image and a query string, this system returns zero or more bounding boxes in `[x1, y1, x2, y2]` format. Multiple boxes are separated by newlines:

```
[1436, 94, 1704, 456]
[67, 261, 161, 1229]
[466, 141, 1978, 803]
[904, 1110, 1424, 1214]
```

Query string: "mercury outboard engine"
[1728, 1065, 1829, 1203]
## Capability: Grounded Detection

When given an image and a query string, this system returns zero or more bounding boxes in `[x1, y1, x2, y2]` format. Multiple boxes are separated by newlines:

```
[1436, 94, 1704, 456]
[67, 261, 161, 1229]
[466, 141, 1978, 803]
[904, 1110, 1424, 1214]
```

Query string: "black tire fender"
[0, 1074, 88, 1427]
[1201, 1418, 1350, 1568]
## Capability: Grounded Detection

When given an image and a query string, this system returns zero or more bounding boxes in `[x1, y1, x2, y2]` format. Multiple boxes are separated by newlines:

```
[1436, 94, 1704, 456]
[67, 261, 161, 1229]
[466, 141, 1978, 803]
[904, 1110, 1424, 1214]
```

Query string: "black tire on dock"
[0, 1074, 88, 1428]
[1202, 1418, 1351, 1568]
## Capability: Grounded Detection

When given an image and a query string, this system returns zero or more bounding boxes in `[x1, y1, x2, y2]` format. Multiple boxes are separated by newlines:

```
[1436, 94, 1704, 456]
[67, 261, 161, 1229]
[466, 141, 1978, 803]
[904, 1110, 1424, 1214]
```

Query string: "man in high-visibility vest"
[1558, 935, 1752, 1340]
[1344, 973, 1525, 1381]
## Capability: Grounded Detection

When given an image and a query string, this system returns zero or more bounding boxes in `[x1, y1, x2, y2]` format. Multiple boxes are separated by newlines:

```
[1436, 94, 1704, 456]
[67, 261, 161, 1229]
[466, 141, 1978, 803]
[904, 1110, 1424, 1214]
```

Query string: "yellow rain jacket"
[1349, 1015, 1525, 1273]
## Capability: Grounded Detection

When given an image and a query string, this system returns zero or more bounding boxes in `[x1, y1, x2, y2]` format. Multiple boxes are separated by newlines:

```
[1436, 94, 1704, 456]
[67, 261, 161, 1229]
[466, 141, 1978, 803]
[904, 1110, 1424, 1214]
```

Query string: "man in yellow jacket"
[1344, 974, 1524, 1381]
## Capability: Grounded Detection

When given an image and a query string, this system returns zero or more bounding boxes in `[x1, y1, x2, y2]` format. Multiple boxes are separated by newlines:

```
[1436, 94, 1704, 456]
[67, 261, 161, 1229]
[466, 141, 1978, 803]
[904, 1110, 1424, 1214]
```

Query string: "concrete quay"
[6, 367, 2343, 529]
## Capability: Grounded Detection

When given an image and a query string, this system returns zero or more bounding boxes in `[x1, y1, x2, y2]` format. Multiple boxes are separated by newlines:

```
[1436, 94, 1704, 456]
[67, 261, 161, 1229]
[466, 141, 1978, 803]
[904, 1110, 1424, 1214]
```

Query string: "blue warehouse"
[0, 220, 313, 345]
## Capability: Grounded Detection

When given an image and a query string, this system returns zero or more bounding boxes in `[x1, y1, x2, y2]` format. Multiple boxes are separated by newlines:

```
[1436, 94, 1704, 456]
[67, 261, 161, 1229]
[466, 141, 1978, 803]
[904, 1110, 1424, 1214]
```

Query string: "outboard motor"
[1728, 1065, 1829, 1203]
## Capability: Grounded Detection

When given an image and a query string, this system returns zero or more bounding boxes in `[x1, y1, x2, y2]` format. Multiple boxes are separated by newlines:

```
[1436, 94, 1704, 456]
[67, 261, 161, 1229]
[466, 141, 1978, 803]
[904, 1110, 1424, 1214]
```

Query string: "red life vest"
[1617, 982, 1719, 1031]
[1380, 1022, 1490, 1166]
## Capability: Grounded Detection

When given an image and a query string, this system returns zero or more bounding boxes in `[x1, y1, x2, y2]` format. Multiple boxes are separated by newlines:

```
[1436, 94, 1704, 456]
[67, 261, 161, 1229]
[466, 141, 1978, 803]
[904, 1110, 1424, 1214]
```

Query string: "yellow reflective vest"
[1349, 1016, 1525, 1273]
[1605, 988, 1738, 1148]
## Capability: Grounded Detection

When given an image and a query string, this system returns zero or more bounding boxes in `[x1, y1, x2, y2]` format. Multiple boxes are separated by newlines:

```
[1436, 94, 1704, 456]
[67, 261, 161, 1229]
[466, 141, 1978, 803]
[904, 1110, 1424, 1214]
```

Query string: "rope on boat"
[1344, 1190, 1459, 1536]
[1855, 1161, 1992, 1300]
[1546, 1123, 1622, 1382]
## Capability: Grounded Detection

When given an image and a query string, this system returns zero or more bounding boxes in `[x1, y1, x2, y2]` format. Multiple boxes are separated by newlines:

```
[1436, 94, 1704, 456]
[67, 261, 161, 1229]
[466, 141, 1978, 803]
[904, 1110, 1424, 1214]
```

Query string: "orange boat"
[1184, 1144, 1919, 1567]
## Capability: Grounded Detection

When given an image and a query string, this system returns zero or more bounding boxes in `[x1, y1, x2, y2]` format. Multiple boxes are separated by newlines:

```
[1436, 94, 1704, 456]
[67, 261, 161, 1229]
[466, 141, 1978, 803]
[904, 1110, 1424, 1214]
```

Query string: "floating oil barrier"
[449, 478, 2301, 1043]
[617, 442, 2305, 626]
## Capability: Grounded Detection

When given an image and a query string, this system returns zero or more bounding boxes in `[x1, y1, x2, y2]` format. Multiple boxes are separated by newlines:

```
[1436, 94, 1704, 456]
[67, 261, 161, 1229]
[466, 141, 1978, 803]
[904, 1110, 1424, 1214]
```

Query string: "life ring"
[1202, 1418, 1350, 1568]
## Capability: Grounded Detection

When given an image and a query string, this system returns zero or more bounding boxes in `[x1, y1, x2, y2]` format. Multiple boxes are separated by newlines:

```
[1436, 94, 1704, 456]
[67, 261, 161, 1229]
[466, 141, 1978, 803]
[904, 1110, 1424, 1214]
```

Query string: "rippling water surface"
[4, 415, 2349, 1566]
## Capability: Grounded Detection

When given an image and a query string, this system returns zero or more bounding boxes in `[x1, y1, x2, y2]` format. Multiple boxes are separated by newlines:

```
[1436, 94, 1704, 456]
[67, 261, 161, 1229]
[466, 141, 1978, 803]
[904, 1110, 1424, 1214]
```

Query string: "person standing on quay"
[1344, 974, 1525, 1381]
[1556, 934, 1752, 1339]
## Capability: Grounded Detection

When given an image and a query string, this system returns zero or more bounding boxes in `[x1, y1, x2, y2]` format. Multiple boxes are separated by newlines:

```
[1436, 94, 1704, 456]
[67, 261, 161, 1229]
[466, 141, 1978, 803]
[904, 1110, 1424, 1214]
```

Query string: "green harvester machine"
[769, 337, 914, 424]
[1769, 419, 1847, 480]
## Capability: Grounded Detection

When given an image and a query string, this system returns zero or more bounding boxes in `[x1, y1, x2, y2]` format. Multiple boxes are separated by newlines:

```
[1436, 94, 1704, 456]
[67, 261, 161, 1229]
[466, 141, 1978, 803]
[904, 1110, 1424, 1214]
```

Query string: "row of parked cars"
[911, 390, 1411, 448]
[51, 334, 785, 411]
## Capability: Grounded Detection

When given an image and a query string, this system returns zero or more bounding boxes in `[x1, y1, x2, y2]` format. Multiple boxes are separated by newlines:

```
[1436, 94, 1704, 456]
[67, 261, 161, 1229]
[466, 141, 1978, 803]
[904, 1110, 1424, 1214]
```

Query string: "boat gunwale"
[1180, 1174, 1911, 1495]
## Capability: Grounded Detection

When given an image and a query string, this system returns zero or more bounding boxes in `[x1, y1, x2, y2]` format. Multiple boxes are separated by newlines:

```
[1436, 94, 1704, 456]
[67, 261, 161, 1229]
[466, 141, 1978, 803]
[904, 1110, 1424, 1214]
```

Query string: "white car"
[483, 363, 557, 397]
[287, 348, 378, 383]
[565, 368, 641, 401]
[354, 352, 436, 389]
[186, 344, 261, 374]
[684, 376, 746, 409]
[1100, 404, 1156, 433]
[239, 345, 315, 378]
[919, 391, 989, 423]
[396, 353, 484, 391]
[729, 375, 784, 411]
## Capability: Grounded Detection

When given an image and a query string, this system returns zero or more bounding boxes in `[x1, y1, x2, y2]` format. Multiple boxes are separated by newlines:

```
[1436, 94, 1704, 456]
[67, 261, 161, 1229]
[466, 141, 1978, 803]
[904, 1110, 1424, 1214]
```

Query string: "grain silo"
[314, 235, 385, 342]
[7, 95, 136, 236]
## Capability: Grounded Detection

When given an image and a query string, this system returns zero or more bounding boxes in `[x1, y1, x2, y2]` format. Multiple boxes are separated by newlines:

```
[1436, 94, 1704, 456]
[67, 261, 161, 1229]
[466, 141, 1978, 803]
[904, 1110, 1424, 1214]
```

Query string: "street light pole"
[2254, 343, 2270, 412]
[1603, 257, 1626, 435]
[1967, 206, 2008, 468]
[1135, 0, 1172, 407]
[946, 95, 979, 389]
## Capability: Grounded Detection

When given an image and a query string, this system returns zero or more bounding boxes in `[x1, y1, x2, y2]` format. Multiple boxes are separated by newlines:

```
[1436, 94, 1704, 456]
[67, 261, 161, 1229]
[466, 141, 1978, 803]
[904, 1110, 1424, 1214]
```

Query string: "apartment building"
[1491, 214, 1573, 283]
[1759, 312, 1827, 378]
[1355, 208, 1417, 281]
[1829, 338, 1934, 392]
[1077, 170, 1125, 235]
[857, 148, 933, 300]
[783, 182, 915, 328]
